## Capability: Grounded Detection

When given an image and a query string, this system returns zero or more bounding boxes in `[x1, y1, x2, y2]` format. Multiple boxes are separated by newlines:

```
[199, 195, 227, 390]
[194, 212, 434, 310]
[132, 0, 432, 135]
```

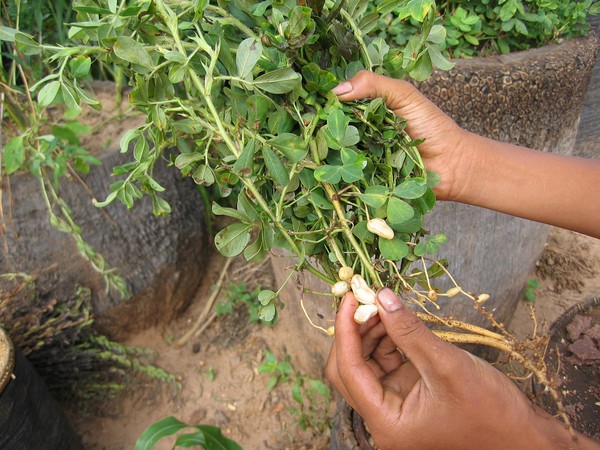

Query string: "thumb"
[331, 70, 422, 114]
[376, 288, 452, 377]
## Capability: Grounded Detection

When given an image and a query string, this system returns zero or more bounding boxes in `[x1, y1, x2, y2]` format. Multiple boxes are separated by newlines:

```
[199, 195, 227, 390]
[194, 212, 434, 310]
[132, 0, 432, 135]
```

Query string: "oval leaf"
[114, 36, 153, 68]
[387, 197, 415, 224]
[236, 38, 263, 80]
[269, 133, 307, 162]
[214, 223, 252, 257]
[379, 236, 409, 261]
[252, 68, 301, 94]
[393, 178, 428, 199]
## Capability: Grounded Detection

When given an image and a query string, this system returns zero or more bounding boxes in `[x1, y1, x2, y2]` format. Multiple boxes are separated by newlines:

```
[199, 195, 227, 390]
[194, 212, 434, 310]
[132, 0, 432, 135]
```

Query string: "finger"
[381, 361, 421, 399]
[327, 339, 386, 409]
[361, 320, 386, 358]
[333, 292, 399, 418]
[376, 288, 459, 379]
[371, 335, 406, 374]
[332, 70, 433, 119]
[358, 312, 381, 337]
[326, 342, 359, 410]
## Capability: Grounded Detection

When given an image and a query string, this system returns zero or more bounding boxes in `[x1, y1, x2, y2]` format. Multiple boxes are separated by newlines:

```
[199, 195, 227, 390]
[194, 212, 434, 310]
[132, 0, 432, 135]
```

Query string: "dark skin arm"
[332, 71, 600, 239]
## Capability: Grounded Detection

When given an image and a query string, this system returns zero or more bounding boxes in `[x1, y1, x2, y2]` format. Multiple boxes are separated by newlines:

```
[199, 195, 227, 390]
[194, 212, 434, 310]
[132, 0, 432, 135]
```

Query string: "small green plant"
[523, 278, 539, 302]
[258, 350, 295, 391]
[134, 416, 242, 450]
[258, 350, 332, 434]
[216, 281, 278, 326]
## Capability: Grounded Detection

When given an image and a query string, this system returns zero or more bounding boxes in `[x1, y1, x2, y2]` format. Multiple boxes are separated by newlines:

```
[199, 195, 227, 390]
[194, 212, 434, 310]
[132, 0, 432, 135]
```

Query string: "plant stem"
[321, 182, 382, 287]
[339, 9, 373, 70]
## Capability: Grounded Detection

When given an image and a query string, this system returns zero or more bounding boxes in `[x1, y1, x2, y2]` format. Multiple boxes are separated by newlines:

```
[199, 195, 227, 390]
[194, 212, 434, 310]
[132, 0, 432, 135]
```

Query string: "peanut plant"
[0, 0, 580, 432]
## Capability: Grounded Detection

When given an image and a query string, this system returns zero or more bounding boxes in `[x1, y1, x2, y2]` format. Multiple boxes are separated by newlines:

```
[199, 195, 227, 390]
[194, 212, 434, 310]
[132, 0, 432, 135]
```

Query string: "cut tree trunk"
[1, 143, 208, 341]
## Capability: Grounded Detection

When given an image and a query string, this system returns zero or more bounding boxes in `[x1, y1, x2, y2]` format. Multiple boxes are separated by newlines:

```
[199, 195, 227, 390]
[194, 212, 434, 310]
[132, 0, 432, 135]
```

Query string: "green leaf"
[387, 197, 415, 224]
[253, 68, 301, 94]
[214, 223, 252, 257]
[358, 185, 389, 208]
[406, 0, 435, 21]
[15, 32, 41, 55]
[309, 189, 334, 210]
[237, 191, 260, 221]
[233, 140, 255, 175]
[314, 165, 341, 184]
[151, 195, 172, 217]
[3, 136, 25, 175]
[327, 110, 349, 142]
[212, 202, 251, 223]
[339, 126, 360, 148]
[69, 56, 92, 78]
[175, 152, 204, 169]
[120, 129, 139, 153]
[352, 220, 375, 244]
[236, 38, 263, 80]
[113, 36, 153, 68]
[37, 81, 61, 108]
[414, 233, 447, 256]
[258, 303, 276, 322]
[0, 25, 18, 42]
[427, 24, 446, 44]
[173, 432, 206, 447]
[263, 146, 289, 185]
[426, 44, 455, 71]
[193, 425, 243, 450]
[390, 214, 423, 233]
[244, 234, 267, 262]
[409, 52, 433, 82]
[192, 165, 215, 186]
[269, 133, 307, 162]
[393, 178, 428, 199]
[61, 84, 82, 115]
[258, 289, 277, 305]
[379, 236, 409, 260]
[134, 416, 189, 450]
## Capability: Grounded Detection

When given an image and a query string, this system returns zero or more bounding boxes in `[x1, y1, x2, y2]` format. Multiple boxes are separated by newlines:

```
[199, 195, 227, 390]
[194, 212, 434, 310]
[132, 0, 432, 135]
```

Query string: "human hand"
[332, 70, 471, 202]
[326, 288, 592, 450]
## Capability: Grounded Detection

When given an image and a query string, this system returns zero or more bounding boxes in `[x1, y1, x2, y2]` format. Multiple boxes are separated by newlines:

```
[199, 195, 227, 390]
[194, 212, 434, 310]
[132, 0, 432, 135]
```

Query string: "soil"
[59, 84, 600, 449]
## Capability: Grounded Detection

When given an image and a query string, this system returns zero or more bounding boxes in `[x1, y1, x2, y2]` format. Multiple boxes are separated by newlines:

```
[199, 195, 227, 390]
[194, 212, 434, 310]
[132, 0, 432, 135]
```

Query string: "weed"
[523, 278, 540, 302]
[217, 281, 278, 326]
[258, 350, 332, 435]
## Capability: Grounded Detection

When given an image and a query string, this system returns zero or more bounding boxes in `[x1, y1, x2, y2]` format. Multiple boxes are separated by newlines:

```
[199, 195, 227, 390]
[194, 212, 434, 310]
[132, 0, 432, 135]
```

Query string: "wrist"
[528, 408, 600, 450]
[443, 130, 488, 204]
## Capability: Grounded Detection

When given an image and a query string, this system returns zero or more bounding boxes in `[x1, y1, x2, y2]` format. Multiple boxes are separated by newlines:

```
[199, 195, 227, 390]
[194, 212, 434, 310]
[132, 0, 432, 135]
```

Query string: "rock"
[568, 335, 600, 364]
[567, 315, 593, 342]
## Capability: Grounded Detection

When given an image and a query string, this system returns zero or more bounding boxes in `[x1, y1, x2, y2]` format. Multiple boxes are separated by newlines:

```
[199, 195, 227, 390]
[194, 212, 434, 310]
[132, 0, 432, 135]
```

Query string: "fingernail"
[377, 288, 402, 312]
[332, 81, 352, 95]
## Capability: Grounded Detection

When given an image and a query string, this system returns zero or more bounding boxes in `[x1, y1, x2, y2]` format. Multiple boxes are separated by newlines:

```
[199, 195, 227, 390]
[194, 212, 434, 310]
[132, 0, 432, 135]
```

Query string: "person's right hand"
[332, 70, 471, 202]
[326, 288, 600, 450]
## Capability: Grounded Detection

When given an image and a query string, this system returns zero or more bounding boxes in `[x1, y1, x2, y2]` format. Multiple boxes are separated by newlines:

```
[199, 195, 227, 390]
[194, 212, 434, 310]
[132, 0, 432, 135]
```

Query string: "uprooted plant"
[0, 0, 582, 433]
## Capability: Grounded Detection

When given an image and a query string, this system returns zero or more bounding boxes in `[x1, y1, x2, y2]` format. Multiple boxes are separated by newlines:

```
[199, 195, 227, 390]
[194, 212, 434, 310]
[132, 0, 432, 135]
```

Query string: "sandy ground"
[66, 226, 600, 450]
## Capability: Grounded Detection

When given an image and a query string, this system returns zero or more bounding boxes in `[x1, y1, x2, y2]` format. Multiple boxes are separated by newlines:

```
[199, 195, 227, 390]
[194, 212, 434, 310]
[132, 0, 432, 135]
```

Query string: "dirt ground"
[64, 83, 600, 449]
[66, 228, 600, 450]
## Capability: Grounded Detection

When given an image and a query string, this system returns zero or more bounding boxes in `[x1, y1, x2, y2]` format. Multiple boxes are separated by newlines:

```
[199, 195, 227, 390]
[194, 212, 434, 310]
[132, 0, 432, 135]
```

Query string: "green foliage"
[372, 0, 600, 58]
[258, 350, 332, 434]
[1, 0, 450, 306]
[216, 281, 278, 326]
[134, 416, 242, 450]
[523, 278, 539, 302]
